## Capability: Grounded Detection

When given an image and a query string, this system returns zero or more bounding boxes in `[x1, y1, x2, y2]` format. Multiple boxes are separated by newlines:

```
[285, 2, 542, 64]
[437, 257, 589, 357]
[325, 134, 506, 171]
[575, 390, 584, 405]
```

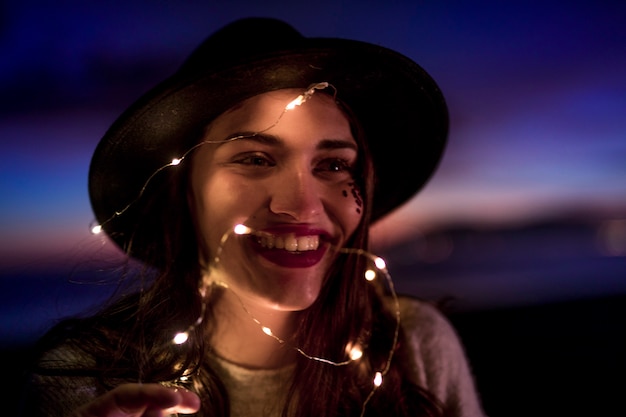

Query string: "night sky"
[1, 1, 626, 343]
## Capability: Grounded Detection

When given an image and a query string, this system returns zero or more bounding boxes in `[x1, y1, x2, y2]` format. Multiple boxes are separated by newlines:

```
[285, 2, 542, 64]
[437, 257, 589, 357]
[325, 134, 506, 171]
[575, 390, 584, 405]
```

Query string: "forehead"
[205, 88, 354, 141]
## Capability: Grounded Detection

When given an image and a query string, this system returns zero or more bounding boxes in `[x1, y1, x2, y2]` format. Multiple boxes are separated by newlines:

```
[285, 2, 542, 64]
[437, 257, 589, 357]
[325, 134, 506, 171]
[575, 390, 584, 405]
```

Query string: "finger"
[163, 388, 201, 415]
[74, 383, 200, 417]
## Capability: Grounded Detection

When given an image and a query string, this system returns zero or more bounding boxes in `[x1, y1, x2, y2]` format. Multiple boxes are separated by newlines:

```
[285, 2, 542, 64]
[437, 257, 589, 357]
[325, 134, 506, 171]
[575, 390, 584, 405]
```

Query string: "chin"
[261, 288, 321, 312]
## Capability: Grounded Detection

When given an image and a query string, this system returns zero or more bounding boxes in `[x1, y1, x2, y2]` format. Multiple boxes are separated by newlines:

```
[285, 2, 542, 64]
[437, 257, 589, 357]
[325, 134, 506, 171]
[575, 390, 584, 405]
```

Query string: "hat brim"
[89, 32, 447, 257]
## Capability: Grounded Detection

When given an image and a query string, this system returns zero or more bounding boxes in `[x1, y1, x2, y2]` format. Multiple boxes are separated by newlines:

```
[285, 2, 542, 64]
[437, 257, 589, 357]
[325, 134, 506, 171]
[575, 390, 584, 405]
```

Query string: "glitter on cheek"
[347, 182, 363, 214]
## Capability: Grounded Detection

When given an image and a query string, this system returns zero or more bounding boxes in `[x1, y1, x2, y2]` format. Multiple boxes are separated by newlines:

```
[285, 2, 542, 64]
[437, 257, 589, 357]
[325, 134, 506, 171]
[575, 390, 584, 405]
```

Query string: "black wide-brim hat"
[89, 17, 448, 258]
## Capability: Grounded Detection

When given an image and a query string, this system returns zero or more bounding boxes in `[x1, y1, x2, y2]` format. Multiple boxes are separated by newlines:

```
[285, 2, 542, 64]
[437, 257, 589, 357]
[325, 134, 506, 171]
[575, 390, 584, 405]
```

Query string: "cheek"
[191, 176, 241, 249]
[341, 181, 364, 215]
[337, 181, 364, 233]
[193, 176, 267, 236]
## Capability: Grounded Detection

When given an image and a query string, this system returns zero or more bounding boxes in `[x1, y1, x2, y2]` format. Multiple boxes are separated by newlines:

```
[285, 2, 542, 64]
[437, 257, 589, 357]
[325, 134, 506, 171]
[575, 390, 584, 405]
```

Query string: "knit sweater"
[20, 297, 485, 417]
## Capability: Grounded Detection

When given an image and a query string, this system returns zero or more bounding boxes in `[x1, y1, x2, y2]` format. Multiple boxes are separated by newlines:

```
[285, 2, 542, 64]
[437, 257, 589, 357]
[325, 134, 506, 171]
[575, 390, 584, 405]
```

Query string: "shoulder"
[396, 296, 467, 383]
[397, 296, 461, 355]
[394, 296, 486, 417]
[37, 338, 96, 367]
[398, 296, 453, 337]
[21, 338, 103, 417]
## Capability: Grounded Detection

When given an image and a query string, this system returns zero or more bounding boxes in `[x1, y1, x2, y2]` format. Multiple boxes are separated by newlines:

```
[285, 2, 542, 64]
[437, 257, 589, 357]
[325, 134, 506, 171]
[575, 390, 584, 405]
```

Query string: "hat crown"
[179, 18, 304, 76]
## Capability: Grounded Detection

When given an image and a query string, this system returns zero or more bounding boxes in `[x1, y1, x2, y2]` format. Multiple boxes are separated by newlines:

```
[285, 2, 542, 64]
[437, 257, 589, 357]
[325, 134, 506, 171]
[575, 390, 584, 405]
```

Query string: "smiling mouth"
[257, 233, 321, 252]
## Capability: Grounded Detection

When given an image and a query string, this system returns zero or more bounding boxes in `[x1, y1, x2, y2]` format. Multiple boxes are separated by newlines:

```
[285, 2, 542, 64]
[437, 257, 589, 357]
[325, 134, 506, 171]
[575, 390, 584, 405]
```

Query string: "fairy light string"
[181, 224, 402, 417]
[89, 82, 400, 416]
[90, 82, 335, 235]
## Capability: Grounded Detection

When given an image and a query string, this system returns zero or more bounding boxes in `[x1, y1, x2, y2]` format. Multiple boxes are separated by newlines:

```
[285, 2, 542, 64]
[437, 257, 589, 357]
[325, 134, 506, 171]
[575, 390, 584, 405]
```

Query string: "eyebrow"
[219, 132, 358, 152]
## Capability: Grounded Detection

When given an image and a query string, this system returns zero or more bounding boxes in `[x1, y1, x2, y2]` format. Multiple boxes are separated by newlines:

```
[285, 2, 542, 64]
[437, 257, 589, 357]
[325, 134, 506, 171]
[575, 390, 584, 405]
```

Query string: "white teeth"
[259, 233, 320, 252]
[285, 235, 298, 251]
[299, 235, 319, 250]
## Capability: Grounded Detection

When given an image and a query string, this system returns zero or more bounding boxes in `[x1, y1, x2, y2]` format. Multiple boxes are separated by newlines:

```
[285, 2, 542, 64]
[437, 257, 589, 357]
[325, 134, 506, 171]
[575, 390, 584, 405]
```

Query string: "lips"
[249, 228, 330, 268]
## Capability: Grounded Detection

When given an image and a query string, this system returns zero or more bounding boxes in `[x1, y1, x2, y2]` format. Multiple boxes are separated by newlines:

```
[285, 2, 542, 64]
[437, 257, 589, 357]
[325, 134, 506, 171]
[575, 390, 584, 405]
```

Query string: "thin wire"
[93, 82, 336, 232]
[92, 81, 397, 414]
[198, 226, 402, 417]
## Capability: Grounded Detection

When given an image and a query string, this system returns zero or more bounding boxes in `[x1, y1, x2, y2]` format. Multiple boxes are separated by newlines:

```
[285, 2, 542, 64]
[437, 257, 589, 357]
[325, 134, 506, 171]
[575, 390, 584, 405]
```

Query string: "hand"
[72, 383, 201, 417]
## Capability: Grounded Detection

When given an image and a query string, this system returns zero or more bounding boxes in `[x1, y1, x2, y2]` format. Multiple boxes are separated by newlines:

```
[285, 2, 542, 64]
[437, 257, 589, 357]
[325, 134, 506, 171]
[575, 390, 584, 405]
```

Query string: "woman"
[21, 18, 485, 417]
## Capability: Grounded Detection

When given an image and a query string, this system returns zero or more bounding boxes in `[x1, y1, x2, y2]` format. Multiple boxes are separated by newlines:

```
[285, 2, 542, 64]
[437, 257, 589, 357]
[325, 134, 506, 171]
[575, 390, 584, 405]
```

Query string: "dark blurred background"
[1, 1, 625, 415]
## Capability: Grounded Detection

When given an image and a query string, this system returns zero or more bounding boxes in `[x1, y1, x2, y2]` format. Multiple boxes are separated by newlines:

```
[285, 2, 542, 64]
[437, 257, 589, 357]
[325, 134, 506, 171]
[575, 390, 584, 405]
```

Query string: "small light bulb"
[173, 332, 189, 345]
[261, 326, 273, 336]
[285, 95, 305, 110]
[234, 224, 251, 235]
[364, 269, 376, 281]
[373, 372, 383, 387]
[349, 346, 363, 360]
[171, 158, 182, 165]
[374, 257, 386, 270]
[91, 224, 102, 234]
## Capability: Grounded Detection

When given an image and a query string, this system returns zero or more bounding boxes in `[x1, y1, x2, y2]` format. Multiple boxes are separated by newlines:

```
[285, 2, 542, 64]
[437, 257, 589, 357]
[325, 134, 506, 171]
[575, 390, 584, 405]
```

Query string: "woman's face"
[189, 88, 364, 312]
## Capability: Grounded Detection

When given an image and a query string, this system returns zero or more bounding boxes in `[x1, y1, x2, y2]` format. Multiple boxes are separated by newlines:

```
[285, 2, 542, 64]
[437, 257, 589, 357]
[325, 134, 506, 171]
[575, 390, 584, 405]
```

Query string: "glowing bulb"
[349, 346, 363, 360]
[261, 326, 273, 336]
[345, 342, 363, 360]
[373, 372, 383, 387]
[364, 269, 376, 281]
[285, 95, 305, 110]
[234, 224, 251, 235]
[91, 224, 102, 234]
[171, 158, 182, 165]
[285, 83, 330, 110]
[374, 257, 386, 270]
[173, 332, 189, 344]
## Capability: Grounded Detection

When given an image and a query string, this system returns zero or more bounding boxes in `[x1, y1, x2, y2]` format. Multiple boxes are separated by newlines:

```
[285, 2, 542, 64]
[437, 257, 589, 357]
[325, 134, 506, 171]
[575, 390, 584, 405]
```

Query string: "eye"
[233, 153, 275, 167]
[315, 158, 354, 174]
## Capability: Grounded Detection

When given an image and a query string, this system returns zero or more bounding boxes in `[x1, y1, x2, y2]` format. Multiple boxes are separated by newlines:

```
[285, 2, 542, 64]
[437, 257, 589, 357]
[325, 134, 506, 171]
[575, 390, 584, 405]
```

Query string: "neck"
[209, 289, 299, 369]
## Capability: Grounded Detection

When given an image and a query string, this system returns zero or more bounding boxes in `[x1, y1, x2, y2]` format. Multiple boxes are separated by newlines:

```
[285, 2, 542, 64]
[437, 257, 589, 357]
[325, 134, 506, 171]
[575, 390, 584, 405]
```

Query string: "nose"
[269, 167, 323, 221]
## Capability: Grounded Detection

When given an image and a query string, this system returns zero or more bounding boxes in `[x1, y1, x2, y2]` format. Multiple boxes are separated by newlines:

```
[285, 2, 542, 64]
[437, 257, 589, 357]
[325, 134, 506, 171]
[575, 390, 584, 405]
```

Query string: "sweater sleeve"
[397, 297, 486, 417]
[19, 344, 104, 417]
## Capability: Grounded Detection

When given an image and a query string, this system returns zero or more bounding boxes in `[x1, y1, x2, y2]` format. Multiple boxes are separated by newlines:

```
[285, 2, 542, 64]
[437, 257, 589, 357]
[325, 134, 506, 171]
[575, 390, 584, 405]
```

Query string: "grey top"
[21, 297, 485, 417]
